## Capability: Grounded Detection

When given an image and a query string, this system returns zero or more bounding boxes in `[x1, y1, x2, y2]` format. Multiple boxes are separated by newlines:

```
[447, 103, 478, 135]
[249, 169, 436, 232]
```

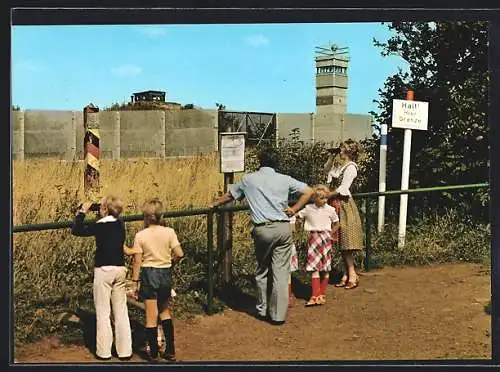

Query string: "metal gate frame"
[218, 110, 277, 147]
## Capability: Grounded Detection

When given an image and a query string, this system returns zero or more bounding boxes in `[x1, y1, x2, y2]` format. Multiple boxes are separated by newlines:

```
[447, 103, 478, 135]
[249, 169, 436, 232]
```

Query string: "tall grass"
[13, 154, 225, 223]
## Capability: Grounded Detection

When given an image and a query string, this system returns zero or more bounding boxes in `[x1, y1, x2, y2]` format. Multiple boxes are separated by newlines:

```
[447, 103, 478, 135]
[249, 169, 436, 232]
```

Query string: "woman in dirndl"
[324, 139, 364, 290]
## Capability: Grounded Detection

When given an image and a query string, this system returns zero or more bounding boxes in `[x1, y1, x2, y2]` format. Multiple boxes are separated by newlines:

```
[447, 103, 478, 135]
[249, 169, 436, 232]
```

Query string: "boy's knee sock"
[161, 318, 175, 356]
[145, 327, 159, 358]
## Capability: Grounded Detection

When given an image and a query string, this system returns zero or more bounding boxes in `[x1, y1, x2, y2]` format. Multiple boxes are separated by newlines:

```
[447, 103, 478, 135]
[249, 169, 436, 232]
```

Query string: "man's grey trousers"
[251, 222, 293, 322]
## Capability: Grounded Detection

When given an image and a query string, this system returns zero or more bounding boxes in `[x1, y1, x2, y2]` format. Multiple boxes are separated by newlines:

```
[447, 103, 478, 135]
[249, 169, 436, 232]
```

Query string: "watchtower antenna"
[315, 42, 350, 59]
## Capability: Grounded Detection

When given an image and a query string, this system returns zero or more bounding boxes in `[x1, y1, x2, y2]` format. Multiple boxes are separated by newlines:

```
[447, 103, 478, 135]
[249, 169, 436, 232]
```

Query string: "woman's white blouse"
[326, 161, 358, 197]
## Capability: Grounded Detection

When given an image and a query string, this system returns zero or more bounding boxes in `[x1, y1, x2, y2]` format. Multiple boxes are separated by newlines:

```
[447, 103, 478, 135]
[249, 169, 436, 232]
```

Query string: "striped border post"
[83, 103, 100, 197]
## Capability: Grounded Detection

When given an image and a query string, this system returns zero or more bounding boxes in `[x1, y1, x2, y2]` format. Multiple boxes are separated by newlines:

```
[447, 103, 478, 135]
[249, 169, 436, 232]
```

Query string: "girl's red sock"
[319, 274, 329, 296]
[311, 276, 320, 297]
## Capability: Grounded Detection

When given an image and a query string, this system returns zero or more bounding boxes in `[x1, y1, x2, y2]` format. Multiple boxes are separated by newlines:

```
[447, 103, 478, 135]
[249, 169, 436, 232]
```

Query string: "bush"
[245, 138, 378, 193]
[370, 210, 490, 268]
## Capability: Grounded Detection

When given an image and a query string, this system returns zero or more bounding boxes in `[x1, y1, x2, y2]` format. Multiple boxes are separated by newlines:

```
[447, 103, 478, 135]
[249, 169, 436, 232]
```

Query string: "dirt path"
[14, 263, 491, 363]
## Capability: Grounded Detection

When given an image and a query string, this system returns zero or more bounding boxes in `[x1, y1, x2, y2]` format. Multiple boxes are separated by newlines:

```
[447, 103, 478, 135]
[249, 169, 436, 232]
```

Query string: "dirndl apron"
[328, 162, 364, 251]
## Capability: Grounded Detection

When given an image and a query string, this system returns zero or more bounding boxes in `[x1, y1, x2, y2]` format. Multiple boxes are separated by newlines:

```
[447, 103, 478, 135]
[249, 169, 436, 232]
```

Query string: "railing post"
[216, 193, 224, 287]
[216, 209, 222, 286]
[207, 210, 214, 315]
[363, 198, 372, 272]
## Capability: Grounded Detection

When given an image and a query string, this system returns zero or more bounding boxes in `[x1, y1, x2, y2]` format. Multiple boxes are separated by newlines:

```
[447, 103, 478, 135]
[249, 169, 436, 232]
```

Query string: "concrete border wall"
[11, 109, 372, 159]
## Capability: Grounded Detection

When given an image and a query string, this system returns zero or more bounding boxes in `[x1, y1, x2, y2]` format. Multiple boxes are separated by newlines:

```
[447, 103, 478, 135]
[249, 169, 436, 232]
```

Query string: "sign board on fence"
[392, 99, 429, 131]
[220, 132, 246, 173]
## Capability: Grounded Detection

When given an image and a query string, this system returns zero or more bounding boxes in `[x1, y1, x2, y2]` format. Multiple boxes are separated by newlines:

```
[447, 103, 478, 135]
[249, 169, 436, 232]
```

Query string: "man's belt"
[253, 220, 289, 227]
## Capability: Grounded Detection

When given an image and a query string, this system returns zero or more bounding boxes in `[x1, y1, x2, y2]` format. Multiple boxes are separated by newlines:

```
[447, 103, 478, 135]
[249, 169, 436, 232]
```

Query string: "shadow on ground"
[215, 280, 258, 318]
[74, 308, 149, 360]
[215, 271, 343, 317]
[216, 269, 347, 312]
[291, 268, 344, 300]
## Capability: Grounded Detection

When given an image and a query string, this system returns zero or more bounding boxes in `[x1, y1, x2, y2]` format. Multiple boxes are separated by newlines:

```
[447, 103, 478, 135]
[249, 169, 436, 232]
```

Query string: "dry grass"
[13, 153, 229, 225]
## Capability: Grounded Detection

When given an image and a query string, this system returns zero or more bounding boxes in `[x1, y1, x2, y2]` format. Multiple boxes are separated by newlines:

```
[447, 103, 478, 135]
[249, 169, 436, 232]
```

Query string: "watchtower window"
[316, 65, 349, 75]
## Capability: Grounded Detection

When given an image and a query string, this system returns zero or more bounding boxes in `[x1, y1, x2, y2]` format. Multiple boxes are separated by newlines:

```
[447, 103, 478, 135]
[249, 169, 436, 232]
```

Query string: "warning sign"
[220, 132, 246, 173]
[391, 99, 429, 131]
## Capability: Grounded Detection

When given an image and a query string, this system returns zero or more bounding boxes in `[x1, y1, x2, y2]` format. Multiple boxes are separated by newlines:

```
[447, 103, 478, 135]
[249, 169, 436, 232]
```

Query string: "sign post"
[219, 131, 246, 284]
[392, 90, 429, 248]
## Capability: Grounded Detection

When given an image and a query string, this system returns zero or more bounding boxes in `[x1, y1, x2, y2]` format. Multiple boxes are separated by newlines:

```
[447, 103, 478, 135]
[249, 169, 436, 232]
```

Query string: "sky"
[11, 23, 408, 116]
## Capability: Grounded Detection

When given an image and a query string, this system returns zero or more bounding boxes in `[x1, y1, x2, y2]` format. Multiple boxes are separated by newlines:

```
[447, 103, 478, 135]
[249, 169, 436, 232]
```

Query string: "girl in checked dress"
[295, 185, 339, 306]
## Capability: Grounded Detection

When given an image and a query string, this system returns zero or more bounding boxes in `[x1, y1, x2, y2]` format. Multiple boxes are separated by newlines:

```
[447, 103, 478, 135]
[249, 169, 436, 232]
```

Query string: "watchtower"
[315, 43, 349, 115]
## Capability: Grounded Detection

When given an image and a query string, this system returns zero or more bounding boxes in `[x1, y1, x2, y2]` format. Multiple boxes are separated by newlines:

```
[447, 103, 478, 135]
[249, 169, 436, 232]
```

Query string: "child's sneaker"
[144, 344, 159, 363]
[305, 296, 320, 307]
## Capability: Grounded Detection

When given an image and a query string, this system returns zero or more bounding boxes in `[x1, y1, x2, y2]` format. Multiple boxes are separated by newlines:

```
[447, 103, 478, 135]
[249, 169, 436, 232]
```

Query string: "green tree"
[370, 21, 488, 221]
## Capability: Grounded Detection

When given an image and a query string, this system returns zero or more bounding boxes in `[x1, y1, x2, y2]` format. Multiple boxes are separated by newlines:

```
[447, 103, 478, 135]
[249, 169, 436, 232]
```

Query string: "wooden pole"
[222, 173, 234, 285]
[219, 114, 234, 286]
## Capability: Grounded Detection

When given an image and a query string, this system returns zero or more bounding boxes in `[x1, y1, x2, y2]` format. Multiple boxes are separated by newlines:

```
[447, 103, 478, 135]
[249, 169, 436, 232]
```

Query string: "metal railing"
[12, 182, 489, 314]
[352, 182, 489, 273]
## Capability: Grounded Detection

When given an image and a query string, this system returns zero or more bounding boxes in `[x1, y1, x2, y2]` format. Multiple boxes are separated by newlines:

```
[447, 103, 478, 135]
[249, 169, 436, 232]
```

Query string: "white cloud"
[245, 34, 269, 47]
[111, 64, 143, 77]
[14, 60, 45, 72]
[136, 26, 168, 38]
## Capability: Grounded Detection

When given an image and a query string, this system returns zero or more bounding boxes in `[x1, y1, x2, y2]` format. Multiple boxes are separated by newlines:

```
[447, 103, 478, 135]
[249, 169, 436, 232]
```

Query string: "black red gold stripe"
[84, 106, 100, 193]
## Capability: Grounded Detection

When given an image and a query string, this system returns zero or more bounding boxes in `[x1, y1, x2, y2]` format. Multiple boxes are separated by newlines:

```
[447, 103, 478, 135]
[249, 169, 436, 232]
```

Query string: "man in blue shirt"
[211, 147, 313, 324]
